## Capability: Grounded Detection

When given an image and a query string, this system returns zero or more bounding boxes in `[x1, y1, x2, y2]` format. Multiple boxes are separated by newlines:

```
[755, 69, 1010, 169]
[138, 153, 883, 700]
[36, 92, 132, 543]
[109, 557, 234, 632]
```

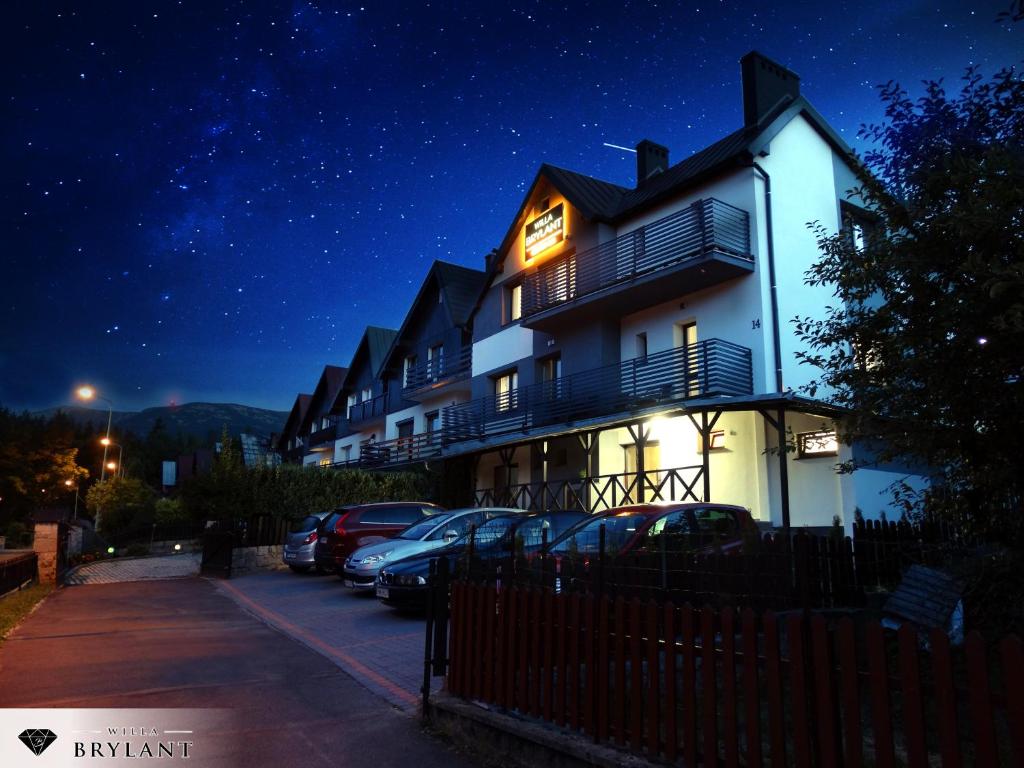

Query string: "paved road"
[0, 578, 473, 768]
[64, 552, 201, 585]
[215, 571, 427, 711]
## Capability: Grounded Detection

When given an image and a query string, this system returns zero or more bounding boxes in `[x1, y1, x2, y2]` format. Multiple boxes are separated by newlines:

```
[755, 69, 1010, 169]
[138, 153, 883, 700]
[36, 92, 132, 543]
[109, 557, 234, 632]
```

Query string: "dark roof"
[333, 326, 398, 409]
[299, 364, 348, 433]
[31, 508, 71, 523]
[380, 260, 488, 372]
[277, 393, 312, 448]
[434, 261, 488, 326]
[490, 94, 855, 273]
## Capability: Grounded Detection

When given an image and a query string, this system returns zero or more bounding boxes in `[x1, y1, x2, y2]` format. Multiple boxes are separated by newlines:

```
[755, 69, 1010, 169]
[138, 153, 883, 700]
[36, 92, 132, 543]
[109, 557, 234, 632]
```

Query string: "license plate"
[343, 579, 354, 588]
[376, 586, 389, 599]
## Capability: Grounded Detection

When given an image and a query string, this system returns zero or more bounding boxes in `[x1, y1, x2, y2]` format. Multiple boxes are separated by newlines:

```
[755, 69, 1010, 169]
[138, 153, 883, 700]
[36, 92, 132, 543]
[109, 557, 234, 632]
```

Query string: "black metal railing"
[348, 393, 387, 424]
[522, 198, 751, 317]
[360, 432, 443, 467]
[402, 346, 472, 394]
[475, 464, 706, 512]
[308, 415, 340, 446]
[442, 338, 752, 444]
[0, 552, 37, 596]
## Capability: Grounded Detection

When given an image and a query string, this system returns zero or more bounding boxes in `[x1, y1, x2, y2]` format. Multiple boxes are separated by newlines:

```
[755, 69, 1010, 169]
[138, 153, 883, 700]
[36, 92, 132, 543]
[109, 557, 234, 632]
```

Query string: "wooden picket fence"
[446, 582, 1024, 767]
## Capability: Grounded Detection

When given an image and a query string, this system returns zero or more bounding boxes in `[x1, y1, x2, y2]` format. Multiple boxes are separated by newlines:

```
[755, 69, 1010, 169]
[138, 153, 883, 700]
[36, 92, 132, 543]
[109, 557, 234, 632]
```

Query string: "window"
[504, 282, 522, 323]
[623, 442, 660, 475]
[539, 354, 562, 399]
[360, 506, 425, 525]
[346, 393, 356, 410]
[675, 321, 699, 395]
[636, 332, 648, 360]
[403, 355, 417, 387]
[340, 445, 352, 463]
[841, 202, 877, 252]
[493, 370, 518, 412]
[797, 430, 838, 458]
[424, 410, 440, 440]
[427, 343, 444, 380]
[361, 387, 373, 402]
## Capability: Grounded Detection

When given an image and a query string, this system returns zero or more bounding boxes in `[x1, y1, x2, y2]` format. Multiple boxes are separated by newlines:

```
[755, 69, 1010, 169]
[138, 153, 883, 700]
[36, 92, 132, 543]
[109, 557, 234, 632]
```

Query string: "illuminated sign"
[524, 203, 564, 259]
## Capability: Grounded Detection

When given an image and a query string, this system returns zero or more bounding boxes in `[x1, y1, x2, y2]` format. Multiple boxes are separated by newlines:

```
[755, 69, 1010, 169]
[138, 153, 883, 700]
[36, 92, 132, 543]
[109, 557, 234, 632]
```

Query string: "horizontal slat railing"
[347, 393, 387, 424]
[522, 198, 751, 317]
[403, 346, 472, 393]
[442, 338, 752, 445]
[360, 432, 443, 467]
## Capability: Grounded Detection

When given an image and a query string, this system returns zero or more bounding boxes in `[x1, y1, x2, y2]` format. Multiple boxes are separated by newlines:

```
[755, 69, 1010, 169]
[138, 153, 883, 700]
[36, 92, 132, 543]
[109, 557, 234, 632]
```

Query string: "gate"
[200, 530, 234, 578]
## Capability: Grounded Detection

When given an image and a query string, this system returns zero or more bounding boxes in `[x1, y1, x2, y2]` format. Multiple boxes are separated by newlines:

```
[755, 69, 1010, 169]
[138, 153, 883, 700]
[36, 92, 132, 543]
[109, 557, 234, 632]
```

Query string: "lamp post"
[101, 438, 125, 478]
[64, 479, 80, 520]
[77, 386, 113, 481]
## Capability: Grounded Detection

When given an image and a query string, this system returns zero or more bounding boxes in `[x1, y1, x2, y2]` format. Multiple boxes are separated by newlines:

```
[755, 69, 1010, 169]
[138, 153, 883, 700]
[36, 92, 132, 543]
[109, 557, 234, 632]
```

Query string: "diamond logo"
[18, 729, 57, 756]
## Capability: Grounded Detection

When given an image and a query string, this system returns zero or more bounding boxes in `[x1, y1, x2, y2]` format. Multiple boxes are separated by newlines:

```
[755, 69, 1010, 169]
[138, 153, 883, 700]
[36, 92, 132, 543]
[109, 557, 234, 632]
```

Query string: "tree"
[85, 476, 155, 534]
[794, 65, 1024, 548]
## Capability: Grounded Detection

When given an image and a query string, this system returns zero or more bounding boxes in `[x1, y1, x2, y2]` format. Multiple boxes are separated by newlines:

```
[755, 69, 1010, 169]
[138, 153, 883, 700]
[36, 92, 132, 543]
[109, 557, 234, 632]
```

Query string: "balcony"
[359, 432, 443, 468]
[521, 198, 753, 332]
[442, 338, 752, 445]
[308, 415, 340, 447]
[402, 346, 472, 398]
[348, 393, 387, 425]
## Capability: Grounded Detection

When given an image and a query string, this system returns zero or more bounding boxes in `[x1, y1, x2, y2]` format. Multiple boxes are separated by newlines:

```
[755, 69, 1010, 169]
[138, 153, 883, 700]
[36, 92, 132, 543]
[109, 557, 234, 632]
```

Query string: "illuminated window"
[504, 282, 522, 323]
[493, 370, 519, 412]
[797, 430, 838, 458]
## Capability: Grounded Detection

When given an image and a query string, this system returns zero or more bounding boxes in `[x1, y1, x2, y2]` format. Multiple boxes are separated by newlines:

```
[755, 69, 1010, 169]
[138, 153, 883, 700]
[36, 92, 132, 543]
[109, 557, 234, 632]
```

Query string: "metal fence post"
[422, 558, 438, 718]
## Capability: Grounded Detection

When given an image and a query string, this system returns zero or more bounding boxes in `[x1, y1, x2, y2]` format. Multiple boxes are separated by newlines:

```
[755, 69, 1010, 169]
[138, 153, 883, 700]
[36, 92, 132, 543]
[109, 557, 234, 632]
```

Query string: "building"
[280, 51, 929, 531]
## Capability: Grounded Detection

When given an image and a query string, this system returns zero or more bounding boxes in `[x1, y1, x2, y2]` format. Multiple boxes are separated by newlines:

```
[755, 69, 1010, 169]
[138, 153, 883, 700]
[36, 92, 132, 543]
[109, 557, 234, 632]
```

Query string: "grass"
[0, 583, 53, 641]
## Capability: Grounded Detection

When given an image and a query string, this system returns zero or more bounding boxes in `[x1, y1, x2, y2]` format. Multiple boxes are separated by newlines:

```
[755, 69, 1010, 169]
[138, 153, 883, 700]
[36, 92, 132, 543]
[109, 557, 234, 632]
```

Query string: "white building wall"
[472, 324, 534, 377]
[757, 114, 846, 397]
[384, 392, 469, 440]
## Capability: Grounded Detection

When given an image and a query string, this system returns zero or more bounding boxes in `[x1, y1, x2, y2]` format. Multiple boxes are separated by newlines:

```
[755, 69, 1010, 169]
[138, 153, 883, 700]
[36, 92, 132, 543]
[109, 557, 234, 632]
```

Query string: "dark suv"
[313, 502, 443, 572]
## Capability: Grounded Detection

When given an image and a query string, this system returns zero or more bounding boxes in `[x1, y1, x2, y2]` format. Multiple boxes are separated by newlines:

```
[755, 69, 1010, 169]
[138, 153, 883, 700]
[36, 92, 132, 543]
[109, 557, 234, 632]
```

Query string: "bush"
[85, 477, 156, 535]
[154, 497, 187, 525]
[125, 543, 150, 557]
[178, 463, 432, 522]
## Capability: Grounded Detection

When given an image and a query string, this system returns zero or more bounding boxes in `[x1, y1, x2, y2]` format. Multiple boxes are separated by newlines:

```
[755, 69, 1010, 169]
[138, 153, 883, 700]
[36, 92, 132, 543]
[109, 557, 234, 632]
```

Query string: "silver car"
[341, 507, 526, 590]
[282, 511, 332, 572]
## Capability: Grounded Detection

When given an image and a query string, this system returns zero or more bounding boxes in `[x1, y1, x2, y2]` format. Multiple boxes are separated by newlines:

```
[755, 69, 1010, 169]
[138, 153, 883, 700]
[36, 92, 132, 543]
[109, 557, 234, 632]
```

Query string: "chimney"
[636, 139, 669, 186]
[741, 51, 800, 127]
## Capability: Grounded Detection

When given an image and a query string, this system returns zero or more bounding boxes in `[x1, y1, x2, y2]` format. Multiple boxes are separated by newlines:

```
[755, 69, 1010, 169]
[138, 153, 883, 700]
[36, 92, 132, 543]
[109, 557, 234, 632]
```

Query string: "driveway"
[0, 578, 474, 768]
[64, 552, 201, 585]
[215, 571, 427, 711]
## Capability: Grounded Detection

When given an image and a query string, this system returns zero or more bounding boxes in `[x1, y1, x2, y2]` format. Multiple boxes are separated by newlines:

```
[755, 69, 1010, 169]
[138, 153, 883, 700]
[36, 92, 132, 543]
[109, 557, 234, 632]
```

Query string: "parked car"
[282, 510, 332, 572]
[545, 503, 755, 576]
[376, 511, 587, 609]
[341, 507, 526, 590]
[313, 502, 443, 573]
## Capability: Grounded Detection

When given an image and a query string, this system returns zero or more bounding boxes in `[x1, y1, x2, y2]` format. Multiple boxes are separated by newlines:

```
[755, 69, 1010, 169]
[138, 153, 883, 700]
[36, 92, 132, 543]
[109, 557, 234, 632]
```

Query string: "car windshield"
[548, 513, 648, 555]
[400, 513, 454, 541]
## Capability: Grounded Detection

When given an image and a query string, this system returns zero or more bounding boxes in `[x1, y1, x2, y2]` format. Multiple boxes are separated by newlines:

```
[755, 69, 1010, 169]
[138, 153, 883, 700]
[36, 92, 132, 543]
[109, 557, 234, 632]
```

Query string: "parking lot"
[216, 569, 429, 711]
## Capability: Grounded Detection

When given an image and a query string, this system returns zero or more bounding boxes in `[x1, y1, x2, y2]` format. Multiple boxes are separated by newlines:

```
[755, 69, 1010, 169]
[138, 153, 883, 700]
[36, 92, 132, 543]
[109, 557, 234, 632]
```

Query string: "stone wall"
[231, 545, 286, 577]
[32, 522, 65, 584]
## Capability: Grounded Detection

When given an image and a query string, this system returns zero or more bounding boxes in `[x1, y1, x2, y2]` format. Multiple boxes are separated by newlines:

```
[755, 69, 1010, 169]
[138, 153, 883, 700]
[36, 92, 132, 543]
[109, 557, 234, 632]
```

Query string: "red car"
[313, 502, 443, 572]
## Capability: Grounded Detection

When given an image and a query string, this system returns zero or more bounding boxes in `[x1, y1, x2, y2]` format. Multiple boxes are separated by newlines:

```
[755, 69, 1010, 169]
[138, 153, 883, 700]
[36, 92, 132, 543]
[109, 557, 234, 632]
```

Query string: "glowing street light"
[76, 385, 114, 482]
[100, 439, 125, 478]
[106, 461, 117, 471]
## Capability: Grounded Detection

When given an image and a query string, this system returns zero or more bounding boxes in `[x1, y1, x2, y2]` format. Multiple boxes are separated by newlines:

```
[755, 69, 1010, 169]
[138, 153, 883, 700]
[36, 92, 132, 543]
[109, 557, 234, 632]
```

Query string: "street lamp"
[77, 385, 114, 481]
[100, 438, 125, 478]
[65, 479, 80, 519]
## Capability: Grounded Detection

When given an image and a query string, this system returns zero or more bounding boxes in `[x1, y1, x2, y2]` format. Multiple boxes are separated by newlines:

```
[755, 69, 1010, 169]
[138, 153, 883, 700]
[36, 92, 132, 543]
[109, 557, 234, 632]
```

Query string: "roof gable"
[277, 393, 312, 448]
[298, 365, 348, 433]
[331, 326, 398, 413]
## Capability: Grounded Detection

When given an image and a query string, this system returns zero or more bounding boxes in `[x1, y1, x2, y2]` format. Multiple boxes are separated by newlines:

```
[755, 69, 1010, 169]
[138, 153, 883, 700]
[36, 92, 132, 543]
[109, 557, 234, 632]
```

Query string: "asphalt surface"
[216, 570, 427, 711]
[0, 578, 474, 768]
[64, 551, 201, 584]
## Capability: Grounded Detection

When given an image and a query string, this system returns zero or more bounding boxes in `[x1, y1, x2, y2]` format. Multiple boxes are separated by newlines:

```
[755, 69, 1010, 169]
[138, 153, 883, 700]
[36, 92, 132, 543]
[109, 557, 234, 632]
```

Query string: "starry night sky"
[2, 1, 1018, 413]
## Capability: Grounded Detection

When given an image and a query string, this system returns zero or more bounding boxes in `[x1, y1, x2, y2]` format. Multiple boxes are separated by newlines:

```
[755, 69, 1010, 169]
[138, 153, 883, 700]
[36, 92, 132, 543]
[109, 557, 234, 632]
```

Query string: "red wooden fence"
[446, 583, 1024, 767]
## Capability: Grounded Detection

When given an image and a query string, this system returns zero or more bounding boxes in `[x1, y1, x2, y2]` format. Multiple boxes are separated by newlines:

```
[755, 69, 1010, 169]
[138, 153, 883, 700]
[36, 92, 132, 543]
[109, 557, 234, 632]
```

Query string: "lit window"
[494, 371, 519, 412]
[797, 430, 838, 458]
[505, 283, 522, 323]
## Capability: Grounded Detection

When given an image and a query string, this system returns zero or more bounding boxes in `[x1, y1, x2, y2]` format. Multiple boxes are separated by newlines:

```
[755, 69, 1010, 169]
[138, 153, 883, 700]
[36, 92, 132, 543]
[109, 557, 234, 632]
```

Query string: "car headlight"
[360, 550, 392, 565]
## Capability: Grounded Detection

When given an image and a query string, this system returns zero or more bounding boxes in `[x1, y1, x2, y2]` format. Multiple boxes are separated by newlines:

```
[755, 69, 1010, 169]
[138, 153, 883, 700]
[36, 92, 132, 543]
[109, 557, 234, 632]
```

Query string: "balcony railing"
[521, 198, 751, 318]
[359, 432, 443, 467]
[348, 393, 387, 425]
[308, 415, 340, 446]
[442, 338, 752, 445]
[402, 346, 472, 394]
